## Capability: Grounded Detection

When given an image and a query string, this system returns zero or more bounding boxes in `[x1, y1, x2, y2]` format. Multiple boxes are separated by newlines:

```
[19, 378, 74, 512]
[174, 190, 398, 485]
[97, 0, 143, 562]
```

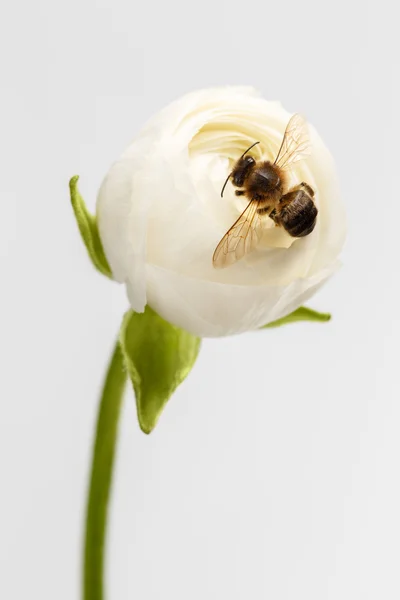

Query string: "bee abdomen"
[276, 190, 318, 238]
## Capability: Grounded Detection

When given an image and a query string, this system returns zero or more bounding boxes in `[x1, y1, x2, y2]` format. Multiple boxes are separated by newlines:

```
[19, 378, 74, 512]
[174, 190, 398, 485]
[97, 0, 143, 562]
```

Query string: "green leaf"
[263, 306, 331, 328]
[69, 175, 112, 278]
[119, 306, 201, 434]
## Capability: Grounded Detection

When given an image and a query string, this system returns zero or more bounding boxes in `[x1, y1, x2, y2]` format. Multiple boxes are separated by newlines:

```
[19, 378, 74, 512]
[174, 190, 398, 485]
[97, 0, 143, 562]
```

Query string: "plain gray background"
[1, 0, 399, 598]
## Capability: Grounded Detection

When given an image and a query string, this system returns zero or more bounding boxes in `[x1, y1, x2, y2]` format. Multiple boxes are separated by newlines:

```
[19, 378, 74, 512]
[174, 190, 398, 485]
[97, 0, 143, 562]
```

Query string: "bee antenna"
[240, 141, 260, 158]
[220, 141, 260, 198]
[220, 173, 231, 198]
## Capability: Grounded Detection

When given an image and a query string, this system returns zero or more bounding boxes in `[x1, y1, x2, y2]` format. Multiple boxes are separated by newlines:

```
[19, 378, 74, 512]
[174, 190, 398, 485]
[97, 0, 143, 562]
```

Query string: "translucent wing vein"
[213, 201, 263, 268]
[274, 113, 310, 171]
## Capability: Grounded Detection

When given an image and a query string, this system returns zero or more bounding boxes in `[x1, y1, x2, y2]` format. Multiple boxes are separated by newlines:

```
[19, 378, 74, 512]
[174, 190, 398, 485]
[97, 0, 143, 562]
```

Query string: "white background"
[1, 0, 399, 598]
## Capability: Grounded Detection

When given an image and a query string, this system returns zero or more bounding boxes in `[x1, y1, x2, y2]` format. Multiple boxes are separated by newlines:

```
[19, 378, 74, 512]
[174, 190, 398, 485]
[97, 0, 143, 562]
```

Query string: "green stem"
[83, 340, 127, 600]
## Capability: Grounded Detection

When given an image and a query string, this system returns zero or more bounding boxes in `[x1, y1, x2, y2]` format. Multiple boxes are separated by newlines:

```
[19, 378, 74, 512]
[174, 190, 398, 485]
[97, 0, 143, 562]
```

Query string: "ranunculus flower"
[96, 87, 345, 337]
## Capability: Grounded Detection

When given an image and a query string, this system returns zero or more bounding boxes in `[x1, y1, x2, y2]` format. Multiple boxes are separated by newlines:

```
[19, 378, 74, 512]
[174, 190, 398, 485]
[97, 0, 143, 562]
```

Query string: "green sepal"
[69, 175, 112, 278]
[263, 306, 331, 328]
[119, 306, 201, 434]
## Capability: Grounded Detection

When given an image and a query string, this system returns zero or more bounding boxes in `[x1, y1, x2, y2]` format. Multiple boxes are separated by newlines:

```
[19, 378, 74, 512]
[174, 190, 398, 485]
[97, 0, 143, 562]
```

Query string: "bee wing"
[274, 113, 310, 171]
[213, 200, 264, 268]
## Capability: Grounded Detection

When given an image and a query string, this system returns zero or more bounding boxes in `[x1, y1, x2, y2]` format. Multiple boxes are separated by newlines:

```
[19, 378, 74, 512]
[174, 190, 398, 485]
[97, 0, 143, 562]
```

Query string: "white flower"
[97, 87, 345, 337]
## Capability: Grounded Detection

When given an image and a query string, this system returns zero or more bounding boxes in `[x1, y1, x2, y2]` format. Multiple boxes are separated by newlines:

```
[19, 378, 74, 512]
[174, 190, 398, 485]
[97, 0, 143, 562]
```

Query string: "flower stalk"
[83, 341, 127, 600]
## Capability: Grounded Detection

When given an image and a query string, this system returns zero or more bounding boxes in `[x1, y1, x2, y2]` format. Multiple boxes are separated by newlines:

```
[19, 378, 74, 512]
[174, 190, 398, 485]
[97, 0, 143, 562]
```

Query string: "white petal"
[145, 262, 338, 337]
[96, 132, 156, 312]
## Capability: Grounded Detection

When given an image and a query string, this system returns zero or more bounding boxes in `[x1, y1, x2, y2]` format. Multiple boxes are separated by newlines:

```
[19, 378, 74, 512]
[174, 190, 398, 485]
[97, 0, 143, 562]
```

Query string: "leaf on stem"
[69, 175, 112, 278]
[119, 307, 201, 434]
[263, 306, 331, 328]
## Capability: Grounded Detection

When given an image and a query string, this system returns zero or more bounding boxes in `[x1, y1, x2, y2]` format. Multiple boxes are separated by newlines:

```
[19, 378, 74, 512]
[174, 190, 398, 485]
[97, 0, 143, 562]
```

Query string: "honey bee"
[213, 113, 318, 268]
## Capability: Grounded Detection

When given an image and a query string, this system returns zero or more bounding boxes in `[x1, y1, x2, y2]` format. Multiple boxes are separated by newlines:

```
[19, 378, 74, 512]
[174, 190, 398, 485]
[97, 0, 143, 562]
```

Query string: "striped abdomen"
[272, 188, 318, 238]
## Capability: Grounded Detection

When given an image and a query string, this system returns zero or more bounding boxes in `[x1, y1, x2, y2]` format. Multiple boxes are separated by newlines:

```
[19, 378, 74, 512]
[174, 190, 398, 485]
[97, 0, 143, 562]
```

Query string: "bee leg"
[300, 182, 314, 197]
[257, 206, 272, 215]
[235, 190, 245, 196]
[276, 193, 292, 209]
[268, 208, 284, 227]
[268, 208, 278, 223]
[270, 193, 293, 225]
